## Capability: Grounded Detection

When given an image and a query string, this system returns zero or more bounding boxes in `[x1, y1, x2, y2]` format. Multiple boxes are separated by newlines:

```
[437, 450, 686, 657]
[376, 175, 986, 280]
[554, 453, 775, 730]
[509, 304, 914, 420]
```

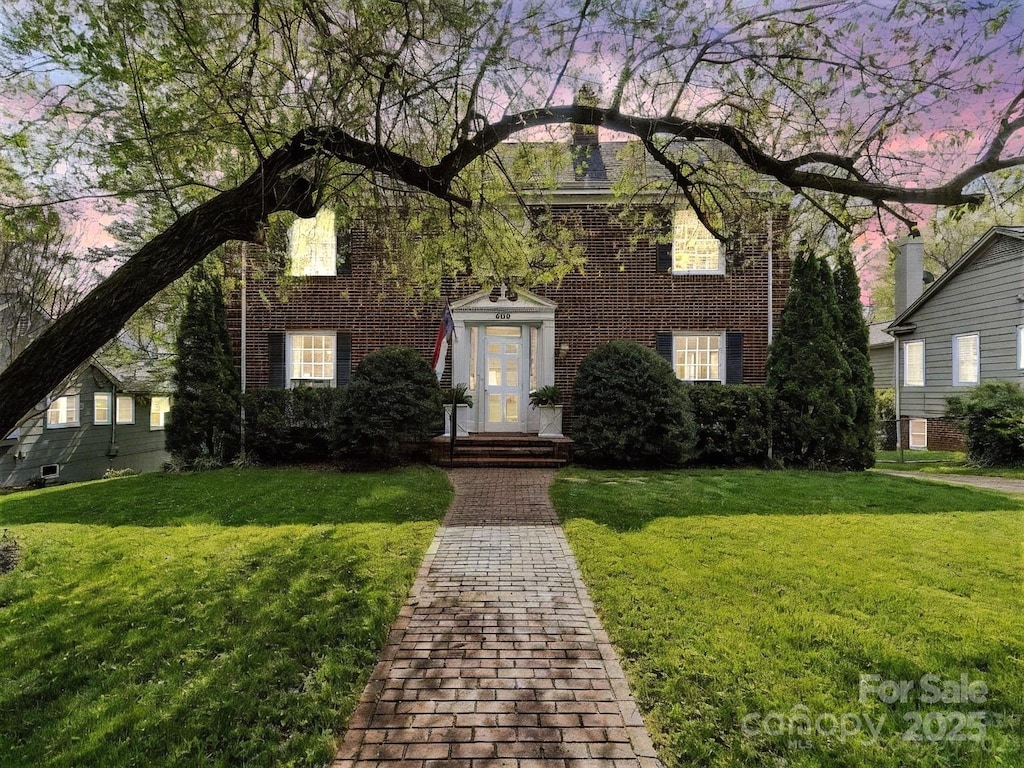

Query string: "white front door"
[483, 326, 525, 432]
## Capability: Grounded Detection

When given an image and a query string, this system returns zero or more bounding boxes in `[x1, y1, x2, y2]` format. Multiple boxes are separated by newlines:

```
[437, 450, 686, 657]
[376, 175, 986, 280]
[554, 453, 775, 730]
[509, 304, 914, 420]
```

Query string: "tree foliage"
[947, 381, 1024, 467]
[2, 1, 1024, 434]
[766, 249, 854, 469]
[165, 265, 241, 467]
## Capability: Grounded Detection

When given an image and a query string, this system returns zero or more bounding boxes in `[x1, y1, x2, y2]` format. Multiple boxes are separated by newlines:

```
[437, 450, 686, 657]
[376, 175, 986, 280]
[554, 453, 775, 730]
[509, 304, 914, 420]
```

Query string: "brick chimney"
[571, 85, 599, 146]
[894, 230, 925, 316]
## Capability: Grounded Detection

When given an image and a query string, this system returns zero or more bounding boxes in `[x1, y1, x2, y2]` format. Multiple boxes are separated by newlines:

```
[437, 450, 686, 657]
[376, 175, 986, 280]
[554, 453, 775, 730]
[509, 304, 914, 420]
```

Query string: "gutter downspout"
[767, 214, 774, 344]
[239, 244, 247, 459]
[893, 336, 902, 462]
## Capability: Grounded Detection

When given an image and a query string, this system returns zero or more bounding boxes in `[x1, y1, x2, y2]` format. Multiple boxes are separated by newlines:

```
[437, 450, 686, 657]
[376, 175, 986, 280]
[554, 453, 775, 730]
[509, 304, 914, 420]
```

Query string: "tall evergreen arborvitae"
[766, 248, 853, 469]
[166, 265, 241, 467]
[833, 244, 876, 469]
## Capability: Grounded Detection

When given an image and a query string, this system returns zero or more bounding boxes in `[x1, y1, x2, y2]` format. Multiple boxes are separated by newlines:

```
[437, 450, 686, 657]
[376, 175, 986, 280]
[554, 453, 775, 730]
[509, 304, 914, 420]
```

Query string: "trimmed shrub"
[946, 381, 1024, 466]
[243, 388, 343, 464]
[875, 388, 896, 450]
[333, 346, 443, 466]
[572, 340, 695, 467]
[687, 384, 770, 467]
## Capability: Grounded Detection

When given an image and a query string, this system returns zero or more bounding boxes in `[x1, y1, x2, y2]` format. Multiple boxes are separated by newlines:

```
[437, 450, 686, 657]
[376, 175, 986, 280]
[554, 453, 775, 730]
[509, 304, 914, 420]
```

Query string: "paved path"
[331, 468, 662, 768]
[877, 470, 1024, 495]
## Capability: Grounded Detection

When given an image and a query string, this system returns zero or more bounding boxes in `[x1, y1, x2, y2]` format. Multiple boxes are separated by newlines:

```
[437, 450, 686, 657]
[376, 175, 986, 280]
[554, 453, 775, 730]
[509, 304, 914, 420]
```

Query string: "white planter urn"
[442, 404, 472, 437]
[537, 405, 563, 438]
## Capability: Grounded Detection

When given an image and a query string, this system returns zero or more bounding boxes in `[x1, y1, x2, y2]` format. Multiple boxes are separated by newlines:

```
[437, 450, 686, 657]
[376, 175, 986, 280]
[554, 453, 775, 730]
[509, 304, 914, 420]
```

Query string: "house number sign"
[495, 312, 511, 320]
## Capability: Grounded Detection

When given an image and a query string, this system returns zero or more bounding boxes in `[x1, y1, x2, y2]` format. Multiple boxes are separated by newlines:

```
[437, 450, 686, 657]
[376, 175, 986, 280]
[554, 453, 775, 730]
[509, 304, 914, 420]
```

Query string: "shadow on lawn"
[0, 467, 450, 527]
[552, 469, 1024, 532]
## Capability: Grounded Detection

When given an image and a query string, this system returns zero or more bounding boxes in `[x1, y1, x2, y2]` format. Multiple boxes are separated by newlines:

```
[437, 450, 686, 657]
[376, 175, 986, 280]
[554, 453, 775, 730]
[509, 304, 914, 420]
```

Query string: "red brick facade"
[899, 417, 965, 452]
[226, 202, 790, 432]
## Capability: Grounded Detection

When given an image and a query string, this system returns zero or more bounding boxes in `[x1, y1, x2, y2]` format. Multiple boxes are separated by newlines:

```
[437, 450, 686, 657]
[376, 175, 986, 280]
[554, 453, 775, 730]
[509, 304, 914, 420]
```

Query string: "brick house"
[226, 137, 790, 438]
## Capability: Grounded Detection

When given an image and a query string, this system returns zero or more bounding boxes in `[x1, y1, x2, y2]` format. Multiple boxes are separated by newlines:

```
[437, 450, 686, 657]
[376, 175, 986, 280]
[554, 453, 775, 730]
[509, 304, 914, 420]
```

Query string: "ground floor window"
[908, 418, 927, 449]
[47, 395, 79, 428]
[673, 334, 723, 382]
[150, 396, 171, 430]
[116, 395, 135, 424]
[289, 333, 336, 387]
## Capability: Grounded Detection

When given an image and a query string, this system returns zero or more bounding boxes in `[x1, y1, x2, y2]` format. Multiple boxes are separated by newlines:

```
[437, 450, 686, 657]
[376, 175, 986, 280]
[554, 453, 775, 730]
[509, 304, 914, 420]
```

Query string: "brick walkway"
[331, 468, 662, 768]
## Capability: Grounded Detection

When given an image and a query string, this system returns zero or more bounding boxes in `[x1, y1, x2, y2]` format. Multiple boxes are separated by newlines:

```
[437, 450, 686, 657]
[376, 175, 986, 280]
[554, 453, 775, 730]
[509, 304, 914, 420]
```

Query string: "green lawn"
[553, 469, 1024, 768]
[875, 450, 1024, 479]
[0, 467, 451, 768]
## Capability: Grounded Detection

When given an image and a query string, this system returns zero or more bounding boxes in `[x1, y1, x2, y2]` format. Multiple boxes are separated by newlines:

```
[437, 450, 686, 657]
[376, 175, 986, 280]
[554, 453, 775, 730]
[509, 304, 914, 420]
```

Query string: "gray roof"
[868, 321, 894, 348]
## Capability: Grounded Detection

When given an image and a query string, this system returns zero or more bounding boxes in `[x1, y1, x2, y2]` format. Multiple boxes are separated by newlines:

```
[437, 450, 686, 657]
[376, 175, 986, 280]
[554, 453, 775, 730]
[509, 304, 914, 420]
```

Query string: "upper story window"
[672, 209, 724, 274]
[94, 393, 112, 425]
[673, 333, 723, 382]
[150, 396, 171, 430]
[903, 340, 924, 387]
[953, 333, 979, 386]
[116, 395, 135, 424]
[47, 395, 79, 428]
[287, 208, 337, 277]
[289, 333, 335, 387]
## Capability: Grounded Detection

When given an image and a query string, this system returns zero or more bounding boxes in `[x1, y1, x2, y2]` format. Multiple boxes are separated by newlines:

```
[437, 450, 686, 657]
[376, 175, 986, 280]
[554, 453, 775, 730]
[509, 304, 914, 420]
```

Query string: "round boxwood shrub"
[333, 345, 443, 465]
[946, 381, 1024, 466]
[572, 340, 695, 467]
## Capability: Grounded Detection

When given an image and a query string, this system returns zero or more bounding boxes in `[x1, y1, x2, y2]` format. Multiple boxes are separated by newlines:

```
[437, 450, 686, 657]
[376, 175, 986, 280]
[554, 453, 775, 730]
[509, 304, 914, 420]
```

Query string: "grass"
[0, 467, 451, 768]
[875, 449, 966, 465]
[553, 469, 1024, 768]
[875, 450, 1024, 479]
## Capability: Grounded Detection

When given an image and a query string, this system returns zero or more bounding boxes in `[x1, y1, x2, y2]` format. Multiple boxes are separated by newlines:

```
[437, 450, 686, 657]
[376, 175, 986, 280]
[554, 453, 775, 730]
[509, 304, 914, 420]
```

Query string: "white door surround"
[449, 286, 558, 434]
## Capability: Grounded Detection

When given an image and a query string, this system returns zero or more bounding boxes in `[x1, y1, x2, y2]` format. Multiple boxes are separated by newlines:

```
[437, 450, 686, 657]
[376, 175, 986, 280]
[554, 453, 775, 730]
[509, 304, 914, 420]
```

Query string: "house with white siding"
[886, 227, 1024, 450]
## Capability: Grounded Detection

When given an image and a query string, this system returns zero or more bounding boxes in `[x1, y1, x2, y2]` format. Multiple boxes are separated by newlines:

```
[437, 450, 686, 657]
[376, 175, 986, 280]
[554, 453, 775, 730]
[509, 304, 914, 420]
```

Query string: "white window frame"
[46, 395, 80, 428]
[903, 340, 925, 387]
[953, 333, 980, 386]
[116, 395, 135, 425]
[1018, 326, 1024, 370]
[150, 396, 171, 430]
[672, 333, 724, 382]
[908, 418, 928, 450]
[94, 392, 112, 425]
[287, 332, 336, 388]
[671, 209, 725, 275]
[287, 208, 337, 277]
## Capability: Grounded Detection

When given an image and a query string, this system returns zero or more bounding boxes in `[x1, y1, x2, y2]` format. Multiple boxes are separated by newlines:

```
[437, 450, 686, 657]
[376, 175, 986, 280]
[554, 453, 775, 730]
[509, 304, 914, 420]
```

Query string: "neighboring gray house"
[868, 320, 894, 390]
[885, 227, 1024, 450]
[0, 358, 173, 487]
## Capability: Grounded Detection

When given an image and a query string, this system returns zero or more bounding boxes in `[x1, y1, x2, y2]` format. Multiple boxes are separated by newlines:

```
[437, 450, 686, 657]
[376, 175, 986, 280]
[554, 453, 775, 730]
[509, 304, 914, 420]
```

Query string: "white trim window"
[289, 333, 336, 387]
[953, 333, 979, 386]
[287, 208, 337, 276]
[903, 340, 925, 386]
[47, 395, 80, 428]
[150, 396, 171, 430]
[673, 333, 723, 382]
[908, 418, 928, 449]
[116, 395, 135, 424]
[672, 209, 724, 274]
[1018, 326, 1024, 370]
[94, 393, 112, 425]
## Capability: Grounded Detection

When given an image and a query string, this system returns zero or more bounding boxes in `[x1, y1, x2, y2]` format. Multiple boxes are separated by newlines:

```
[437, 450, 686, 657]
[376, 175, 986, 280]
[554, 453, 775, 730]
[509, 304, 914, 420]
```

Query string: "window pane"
[956, 334, 979, 384]
[673, 335, 721, 381]
[287, 208, 337, 276]
[94, 393, 111, 424]
[672, 209, 723, 272]
[116, 395, 134, 424]
[290, 334, 335, 383]
[150, 396, 171, 429]
[904, 341, 924, 386]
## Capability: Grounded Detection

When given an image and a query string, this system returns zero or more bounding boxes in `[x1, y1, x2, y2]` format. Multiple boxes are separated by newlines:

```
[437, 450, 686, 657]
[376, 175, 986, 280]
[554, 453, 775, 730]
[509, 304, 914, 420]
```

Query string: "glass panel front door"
[483, 326, 524, 430]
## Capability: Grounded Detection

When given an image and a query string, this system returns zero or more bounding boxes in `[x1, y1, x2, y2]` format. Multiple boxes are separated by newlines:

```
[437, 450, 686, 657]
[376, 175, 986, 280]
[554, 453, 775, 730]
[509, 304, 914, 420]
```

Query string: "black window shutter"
[655, 332, 673, 365]
[725, 332, 744, 384]
[656, 242, 673, 273]
[268, 331, 286, 389]
[335, 332, 352, 386]
[336, 230, 352, 275]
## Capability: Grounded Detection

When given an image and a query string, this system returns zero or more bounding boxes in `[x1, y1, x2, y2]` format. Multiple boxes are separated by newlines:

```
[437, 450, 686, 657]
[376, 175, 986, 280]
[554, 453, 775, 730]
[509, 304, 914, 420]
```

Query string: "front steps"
[430, 433, 572, 468]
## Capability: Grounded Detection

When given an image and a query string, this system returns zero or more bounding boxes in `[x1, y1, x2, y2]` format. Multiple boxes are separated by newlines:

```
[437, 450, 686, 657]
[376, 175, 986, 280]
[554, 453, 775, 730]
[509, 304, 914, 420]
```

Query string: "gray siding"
[898, 235, 1024, 419]
[0, 365, 170, 487]
[869, 343, 895, 389]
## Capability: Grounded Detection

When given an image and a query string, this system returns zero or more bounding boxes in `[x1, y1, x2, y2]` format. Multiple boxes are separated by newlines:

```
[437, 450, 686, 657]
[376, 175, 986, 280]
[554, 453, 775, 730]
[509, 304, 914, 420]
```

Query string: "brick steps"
[430, 434, 572, 468]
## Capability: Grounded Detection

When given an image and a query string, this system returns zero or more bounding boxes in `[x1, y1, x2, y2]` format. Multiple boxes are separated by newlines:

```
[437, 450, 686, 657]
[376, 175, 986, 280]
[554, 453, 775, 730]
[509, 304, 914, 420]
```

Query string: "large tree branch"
[2, 100, 1018, 435]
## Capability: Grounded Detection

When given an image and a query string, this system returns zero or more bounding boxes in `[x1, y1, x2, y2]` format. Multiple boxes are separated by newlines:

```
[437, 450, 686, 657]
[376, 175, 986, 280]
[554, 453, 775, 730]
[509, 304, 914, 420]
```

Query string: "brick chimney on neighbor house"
[894, 229, 925, 316]
[571, 85, 599, 146]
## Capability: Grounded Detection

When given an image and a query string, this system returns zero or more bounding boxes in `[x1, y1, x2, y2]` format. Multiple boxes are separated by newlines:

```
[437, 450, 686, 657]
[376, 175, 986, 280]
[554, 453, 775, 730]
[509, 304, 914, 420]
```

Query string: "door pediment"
[451, 285, 556, 321]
